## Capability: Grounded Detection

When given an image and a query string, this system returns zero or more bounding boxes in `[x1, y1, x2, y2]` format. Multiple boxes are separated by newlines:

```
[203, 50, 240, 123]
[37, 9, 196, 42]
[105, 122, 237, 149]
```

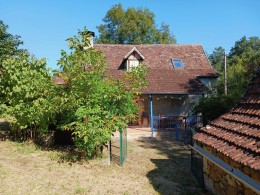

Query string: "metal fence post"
[120, 131, 123, 165]
[109, 140, 112, 162]
[119, 128, 127, 166]
[176, 122, 179, 140]
[150, 95, 154, 137]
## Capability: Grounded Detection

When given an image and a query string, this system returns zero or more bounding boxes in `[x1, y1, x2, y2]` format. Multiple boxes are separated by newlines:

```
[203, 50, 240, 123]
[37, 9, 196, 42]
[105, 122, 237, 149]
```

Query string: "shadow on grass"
[0, 120, 99, 164]
[111, 142, 120, 165]
[37, 145, 83, 164]
[138, 138, 210, 195]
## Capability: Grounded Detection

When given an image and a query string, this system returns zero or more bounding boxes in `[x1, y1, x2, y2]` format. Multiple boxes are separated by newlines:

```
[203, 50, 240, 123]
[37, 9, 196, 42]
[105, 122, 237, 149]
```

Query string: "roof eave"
[141, 92, 205, 95]
[123, 46, 145, 60]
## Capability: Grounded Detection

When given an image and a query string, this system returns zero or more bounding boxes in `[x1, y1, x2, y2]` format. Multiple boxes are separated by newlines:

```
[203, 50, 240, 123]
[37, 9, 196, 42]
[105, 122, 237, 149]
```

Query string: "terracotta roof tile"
[53, 76, 66, 85]
[95, 44, 217, 93]
[193, 68, 260, 171]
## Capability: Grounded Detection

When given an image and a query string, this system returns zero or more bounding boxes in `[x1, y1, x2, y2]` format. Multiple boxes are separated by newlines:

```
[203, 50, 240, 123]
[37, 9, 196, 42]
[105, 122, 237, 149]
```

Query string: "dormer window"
[128, 59, 139, 69]
[122, 47, 145, 71]
[172, 59, 184, 69]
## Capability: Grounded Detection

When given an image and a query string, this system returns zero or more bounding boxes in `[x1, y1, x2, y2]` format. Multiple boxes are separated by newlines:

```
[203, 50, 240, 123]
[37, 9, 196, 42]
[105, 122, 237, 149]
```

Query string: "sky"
[1, 0, 259, 70]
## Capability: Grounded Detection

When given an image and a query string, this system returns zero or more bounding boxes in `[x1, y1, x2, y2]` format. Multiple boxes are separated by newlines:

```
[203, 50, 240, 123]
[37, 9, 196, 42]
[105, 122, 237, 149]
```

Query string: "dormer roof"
[123, 46, 145, 60]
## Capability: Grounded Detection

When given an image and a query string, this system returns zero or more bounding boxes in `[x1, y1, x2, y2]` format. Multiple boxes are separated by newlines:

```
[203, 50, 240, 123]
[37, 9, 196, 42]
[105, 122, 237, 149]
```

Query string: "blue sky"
[1, 0, 259, 70]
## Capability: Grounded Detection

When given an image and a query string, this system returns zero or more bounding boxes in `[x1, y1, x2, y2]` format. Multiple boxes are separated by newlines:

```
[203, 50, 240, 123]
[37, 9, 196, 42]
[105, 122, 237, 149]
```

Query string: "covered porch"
[136, 94, 201, 135]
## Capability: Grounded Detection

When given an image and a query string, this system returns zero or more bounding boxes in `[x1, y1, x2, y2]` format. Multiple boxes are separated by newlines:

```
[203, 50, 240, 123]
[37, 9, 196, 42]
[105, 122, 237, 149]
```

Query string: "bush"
[192, 95, 235, 126]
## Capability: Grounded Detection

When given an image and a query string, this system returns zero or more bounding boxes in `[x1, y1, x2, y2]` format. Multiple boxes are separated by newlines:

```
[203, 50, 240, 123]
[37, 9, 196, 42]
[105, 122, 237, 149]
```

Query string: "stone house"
[95, 44, 218, 127]
[192, 69, 260, 194]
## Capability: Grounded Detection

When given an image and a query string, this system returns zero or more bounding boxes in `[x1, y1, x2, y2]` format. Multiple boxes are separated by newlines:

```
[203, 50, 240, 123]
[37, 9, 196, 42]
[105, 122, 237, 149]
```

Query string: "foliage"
[55, 28, 148, 157]
[96, 4, 176, 44]
[216, 62, 249, 100]
[194, 36, 260, 124]
[0, 51, 55, 140]
[229, 36, 260, 76]
[0, 20, 23, 67]
[208, 46, 225, 72]
[218, 36, 260, 101]
[193, 95, 234, 126]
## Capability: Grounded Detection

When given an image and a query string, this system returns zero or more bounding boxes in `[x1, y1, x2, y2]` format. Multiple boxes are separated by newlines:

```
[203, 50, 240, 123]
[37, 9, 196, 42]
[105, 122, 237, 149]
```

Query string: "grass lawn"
[0, 136, 208, 195]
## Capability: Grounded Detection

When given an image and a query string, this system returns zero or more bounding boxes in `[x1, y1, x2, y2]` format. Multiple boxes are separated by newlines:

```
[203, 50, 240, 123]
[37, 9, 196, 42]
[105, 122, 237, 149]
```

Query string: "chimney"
[83, 31, 95, 50]
[87, 31, 95, 48]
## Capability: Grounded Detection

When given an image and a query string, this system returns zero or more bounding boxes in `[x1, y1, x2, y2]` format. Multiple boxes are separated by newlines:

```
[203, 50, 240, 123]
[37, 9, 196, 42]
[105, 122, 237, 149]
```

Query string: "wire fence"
[110, 128, 127, 166]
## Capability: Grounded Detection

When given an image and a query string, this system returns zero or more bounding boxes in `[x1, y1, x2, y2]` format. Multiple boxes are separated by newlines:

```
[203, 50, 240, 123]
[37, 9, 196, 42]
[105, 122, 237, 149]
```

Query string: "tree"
[55, 28, 148, 157]
[96, 4, 176, 44]
[229, 36, 260, 76]
[208, 36, 260, 101]
[208, 46, 225, 72]
[192, 95, 234, 126]
[194, 36, 260, 124]
[0, 20, 23, 67]
[221, 36, 260, 101]
[0, 51, 55, 141]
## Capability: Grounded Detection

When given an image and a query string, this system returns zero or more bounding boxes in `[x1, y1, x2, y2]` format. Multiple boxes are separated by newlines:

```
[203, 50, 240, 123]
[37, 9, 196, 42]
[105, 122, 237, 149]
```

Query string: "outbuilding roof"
[193, 69, 260, 171]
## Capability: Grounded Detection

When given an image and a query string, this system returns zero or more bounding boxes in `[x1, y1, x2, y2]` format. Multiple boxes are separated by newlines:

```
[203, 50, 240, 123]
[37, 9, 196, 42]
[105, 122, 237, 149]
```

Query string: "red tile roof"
[53, 76, 66, 85]
[193, 69, 260, 171]
[95, 44, 218, 94]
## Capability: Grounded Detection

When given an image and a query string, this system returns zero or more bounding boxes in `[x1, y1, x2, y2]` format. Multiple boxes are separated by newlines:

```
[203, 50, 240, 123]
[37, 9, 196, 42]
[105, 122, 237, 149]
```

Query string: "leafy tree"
[208, 46, 225, 72]
[96, 4, 176, 44]
[192, 95, 234, 126]
[0, 20, 23, 67]
[55, 28, 148, 157]
[0, 51, 55, 141]
[229, 36, 260, 76]
[194, 36, 260, 124]
[219, 36, 260, 101]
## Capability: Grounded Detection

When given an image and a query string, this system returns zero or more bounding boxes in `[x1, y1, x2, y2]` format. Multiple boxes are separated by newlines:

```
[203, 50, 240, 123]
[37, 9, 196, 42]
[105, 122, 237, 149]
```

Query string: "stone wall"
[203, 145, 259, 182]
[202, 145, 259, 195]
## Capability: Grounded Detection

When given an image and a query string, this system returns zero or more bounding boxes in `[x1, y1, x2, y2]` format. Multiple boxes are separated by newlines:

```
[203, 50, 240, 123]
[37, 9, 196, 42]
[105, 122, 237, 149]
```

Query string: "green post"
[150, 95, 154, 137]
[120, 131, 123, 165]
[120, 128, 127, 166]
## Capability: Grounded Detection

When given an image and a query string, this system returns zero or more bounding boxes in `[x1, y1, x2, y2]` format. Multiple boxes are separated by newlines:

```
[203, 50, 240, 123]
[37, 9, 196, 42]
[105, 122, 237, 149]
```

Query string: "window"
[124, 47, 144, 71]
[129, 60, 139, 68]
[172, 59, 184, 69]
[127, 60, 139, 70]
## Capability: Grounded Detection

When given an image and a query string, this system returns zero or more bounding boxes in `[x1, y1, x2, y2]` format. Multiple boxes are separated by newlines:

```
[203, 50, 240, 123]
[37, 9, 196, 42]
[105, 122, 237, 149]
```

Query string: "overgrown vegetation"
[0, 53, 55, 140]
[0, 20, 148, 158]
[193, 36, 260, 124]
[53, 28, 148, 157]
[192, 95, 234, 126]
[0, 20, 24, 66]
[0, 20, 56, 141]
